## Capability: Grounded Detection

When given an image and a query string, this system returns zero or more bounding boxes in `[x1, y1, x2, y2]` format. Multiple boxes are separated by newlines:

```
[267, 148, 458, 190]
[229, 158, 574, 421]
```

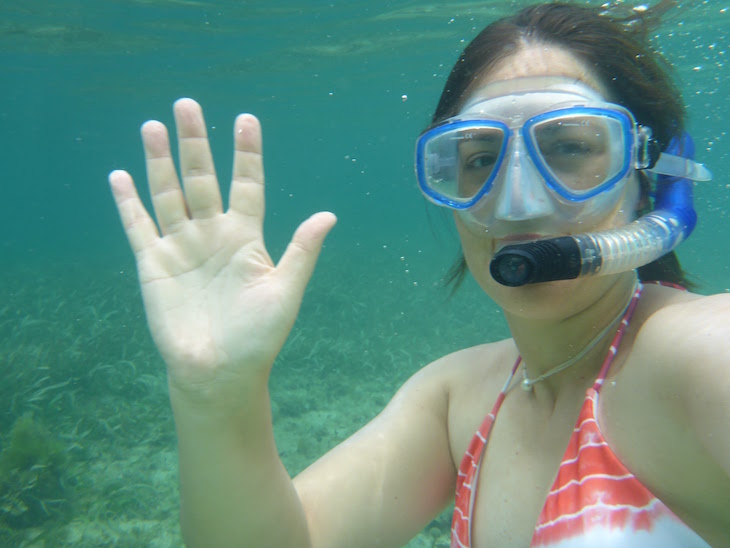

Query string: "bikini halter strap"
[592, 282, 643, 392]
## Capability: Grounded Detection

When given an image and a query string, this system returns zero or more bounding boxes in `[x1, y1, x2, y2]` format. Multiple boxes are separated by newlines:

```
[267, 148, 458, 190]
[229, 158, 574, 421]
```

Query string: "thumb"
[277, 211, 337, 293]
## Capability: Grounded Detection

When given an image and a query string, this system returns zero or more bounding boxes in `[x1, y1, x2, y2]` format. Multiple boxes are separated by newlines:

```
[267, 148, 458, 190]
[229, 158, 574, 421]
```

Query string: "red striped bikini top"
[451, 283, 710, 547]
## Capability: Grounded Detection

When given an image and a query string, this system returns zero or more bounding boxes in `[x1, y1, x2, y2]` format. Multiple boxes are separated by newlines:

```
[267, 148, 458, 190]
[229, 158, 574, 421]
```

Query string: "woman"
[108, 2, 729, 546]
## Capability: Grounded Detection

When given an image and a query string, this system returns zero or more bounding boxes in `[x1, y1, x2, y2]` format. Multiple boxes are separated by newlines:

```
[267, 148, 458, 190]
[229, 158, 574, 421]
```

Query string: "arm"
[634, 294, 730, 544]
[294, 362, 456, 548]
[675, 295, 730, 479]
[171, 385, 309, 547]
[679, 295, 730, 545]
[109, 99, 455, 547]
[110, 99, 335, 546]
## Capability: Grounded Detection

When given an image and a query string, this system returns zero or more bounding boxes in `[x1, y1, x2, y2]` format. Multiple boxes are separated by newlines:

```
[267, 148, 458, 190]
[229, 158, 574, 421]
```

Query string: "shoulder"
[384, 339, 513, 417]
[642, 289, 730, 449]
[632, 289, 730, 430]
[403, 338, 516, 390]
[416, 339, 518, 466]
[635, 289, 730, 386]
[419, 338, 517, 407]
[640, 288, 730, 334]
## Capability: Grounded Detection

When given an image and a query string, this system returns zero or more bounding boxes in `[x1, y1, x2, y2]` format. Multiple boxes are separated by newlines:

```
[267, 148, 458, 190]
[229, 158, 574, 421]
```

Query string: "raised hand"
[109, 99, 336, 405]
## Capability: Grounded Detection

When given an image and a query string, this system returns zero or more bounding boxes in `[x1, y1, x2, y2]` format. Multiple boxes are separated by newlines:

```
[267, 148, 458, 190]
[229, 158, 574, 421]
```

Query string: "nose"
[494, 138, 555, 221]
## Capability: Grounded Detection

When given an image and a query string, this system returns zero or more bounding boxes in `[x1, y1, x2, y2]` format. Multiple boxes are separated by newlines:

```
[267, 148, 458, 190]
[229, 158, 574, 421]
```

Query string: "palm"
[109, 99, 336, 394]
[137, 213, 282, 382]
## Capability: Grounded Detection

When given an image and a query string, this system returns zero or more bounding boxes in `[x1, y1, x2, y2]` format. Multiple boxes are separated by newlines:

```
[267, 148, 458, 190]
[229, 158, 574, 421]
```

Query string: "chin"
[480, 271, 618, 321]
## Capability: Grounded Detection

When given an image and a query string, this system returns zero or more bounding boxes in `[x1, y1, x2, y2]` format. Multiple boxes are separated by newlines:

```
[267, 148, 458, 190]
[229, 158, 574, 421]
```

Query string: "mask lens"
[528, 110, 629, 197]
[418, 121, 507, 207]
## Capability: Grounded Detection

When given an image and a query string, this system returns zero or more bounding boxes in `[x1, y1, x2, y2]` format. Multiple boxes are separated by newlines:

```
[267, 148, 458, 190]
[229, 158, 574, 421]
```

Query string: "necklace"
[521, 280, 639, 392]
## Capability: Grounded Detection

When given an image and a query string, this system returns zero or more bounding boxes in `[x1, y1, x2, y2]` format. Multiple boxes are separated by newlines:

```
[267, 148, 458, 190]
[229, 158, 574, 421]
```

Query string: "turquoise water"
[1, 1, 728, 545]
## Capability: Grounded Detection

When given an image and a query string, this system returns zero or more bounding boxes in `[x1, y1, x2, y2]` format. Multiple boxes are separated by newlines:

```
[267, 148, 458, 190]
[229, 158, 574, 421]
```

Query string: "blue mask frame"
[415, 104, 644, 210]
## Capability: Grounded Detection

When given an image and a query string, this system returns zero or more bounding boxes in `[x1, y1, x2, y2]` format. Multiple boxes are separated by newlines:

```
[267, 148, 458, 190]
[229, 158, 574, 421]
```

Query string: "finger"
[141, 120, 189, 234]
[229, 113, 264, 223]
[277, 212, 337, 295]
[174, 98, 223, 219]
[108, 170, 160, 255]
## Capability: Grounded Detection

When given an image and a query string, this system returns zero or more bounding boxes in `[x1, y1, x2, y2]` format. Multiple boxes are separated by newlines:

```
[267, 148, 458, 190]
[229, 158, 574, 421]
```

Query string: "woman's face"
[455, 44, 641, 320]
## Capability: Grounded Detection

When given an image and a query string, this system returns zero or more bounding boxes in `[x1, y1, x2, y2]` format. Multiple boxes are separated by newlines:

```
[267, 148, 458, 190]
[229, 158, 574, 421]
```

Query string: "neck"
[505, 272, 639, 401]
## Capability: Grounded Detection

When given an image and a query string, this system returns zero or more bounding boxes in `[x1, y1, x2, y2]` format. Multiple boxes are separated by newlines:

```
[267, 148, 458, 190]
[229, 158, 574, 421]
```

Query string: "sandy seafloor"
[2, 246, 508, 546]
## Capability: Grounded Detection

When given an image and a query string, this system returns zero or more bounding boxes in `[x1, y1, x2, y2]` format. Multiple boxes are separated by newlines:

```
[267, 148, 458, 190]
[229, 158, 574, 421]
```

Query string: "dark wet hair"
[436, 1, 696, 290]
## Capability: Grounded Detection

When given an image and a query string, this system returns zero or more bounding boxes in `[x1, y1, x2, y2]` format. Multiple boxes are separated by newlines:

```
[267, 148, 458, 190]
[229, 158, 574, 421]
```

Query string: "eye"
[547, 140, 593, 157]
[465, 151, 499, 169]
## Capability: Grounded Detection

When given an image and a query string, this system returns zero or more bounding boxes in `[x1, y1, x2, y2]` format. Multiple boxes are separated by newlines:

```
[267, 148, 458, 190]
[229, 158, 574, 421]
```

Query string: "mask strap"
[644, 131, 713, 182]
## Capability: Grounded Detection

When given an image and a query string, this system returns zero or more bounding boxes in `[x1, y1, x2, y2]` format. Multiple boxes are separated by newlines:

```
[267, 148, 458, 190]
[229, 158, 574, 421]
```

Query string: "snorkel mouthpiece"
[490, 132, 709, 287]
[490, 237, 586, 286]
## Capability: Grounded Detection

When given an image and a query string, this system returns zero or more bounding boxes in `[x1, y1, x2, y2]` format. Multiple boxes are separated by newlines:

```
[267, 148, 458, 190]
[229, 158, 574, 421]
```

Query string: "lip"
[491, 233, 547, 255]
[498, 233, 545, 243]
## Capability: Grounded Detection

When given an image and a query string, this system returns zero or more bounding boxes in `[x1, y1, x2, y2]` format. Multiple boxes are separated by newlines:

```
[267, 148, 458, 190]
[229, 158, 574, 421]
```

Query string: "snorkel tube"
[490, 133, 711, 287]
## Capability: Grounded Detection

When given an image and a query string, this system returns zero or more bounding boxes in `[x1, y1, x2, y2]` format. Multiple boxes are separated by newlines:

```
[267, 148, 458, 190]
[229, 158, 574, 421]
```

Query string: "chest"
[468, 396, 581, 546]
[452, 381, 716, 548]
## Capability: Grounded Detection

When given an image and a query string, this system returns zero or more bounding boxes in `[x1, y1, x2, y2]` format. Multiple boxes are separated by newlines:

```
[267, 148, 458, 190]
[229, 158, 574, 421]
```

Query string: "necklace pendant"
[521, 378, 533, 392]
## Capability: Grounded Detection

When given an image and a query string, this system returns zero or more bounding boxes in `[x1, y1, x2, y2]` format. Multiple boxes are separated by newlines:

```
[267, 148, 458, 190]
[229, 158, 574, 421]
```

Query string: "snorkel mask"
[415, 78, 712, 286]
